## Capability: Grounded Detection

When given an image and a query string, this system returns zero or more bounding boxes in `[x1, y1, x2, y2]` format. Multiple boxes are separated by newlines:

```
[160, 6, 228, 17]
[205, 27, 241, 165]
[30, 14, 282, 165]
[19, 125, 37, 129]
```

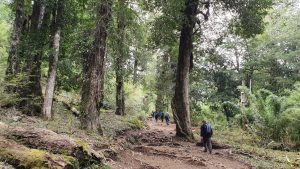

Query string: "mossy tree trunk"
[171, 0, 199, 139]
[43, 0, 64, 119]
[81, 0, 112, 133]
[19, 0, 49, 116]
[5, 0, 24, 92]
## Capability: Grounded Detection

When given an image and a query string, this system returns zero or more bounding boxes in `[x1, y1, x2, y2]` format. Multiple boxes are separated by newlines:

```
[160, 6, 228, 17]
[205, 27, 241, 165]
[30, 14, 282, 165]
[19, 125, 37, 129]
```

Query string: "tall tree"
[115, 0, 126, 116]
[42, 0, 65, 119]
[5, 0, 24, 92]
[20, 0, 49, 115]
[171, 0, 271, 139]
[81, 0, 112, 133]
[171, 0, 199, 139]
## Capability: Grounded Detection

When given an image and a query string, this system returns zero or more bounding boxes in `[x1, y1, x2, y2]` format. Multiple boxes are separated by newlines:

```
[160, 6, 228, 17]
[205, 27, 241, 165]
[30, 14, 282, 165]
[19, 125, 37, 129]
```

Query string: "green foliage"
[235, 83, 300, 145]
[222, 101, 241, 120]
[221, 0, 272, 38]
[124, 83, 147, 115]
[125, 116, 145, 129]
[280, 83, 300, 142]
[191, 104, 227, 129]
[0, 2, 11, 81]
[245, 7, 300, 94]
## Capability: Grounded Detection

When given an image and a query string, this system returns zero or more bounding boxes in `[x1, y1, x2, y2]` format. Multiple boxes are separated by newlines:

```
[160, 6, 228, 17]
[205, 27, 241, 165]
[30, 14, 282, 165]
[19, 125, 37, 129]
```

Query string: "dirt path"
[108, 120, 250, 169]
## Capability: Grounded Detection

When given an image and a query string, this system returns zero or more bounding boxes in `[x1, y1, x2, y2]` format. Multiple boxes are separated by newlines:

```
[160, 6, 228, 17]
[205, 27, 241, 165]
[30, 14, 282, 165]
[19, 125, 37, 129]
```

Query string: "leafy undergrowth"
[214, 128, 300, 168]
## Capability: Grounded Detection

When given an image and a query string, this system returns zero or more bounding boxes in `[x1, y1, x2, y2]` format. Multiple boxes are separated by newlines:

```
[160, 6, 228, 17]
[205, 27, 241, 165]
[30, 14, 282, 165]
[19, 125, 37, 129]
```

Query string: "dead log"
[62, 101, 80, 117]
[0, 122, 104, 167]
[0, 136, 78, 169]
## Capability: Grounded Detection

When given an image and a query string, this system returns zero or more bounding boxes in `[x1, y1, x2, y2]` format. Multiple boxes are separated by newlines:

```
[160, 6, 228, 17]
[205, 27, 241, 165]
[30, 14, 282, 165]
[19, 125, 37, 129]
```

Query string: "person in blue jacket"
[159, 111, 164, 122]
[164, 112, 170, 125]
[200, 120, 213, 154]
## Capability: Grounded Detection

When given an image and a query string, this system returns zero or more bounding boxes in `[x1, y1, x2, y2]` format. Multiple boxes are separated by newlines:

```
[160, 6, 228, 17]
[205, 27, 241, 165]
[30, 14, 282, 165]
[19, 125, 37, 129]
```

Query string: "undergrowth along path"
[109, 120, 250, 169]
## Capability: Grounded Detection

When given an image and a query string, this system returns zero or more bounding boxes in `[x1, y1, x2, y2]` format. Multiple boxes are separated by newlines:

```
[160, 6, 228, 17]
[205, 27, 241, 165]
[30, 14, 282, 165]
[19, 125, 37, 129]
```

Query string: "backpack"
[206, 123, 212, 134]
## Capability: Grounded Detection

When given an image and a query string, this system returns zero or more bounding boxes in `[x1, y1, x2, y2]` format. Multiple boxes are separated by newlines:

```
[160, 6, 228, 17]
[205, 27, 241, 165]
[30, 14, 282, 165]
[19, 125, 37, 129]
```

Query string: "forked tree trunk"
[171, 0, 198, 139]
[43, 0, 64, 119]
[5, 0, 24, 92]
[115, 0, 126, 116]
[81, 0, 112, 133]
[20, 0, 48, 116]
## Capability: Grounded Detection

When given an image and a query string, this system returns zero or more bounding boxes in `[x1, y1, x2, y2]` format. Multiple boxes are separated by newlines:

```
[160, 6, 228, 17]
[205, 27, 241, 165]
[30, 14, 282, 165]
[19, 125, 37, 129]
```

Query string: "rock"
[187, 157, 206, 166]
[12, 116, 22, 122]
[101, 149, 118, 160]
[0, 161, 14, 169]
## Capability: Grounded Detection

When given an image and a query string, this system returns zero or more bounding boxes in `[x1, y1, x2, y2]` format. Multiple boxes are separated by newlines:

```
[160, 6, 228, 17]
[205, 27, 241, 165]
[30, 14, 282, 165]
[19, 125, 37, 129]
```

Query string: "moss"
[61, 155, 80, 168]
[0, 148, 79, 169]
[0, 148, 47, 169]
[75, 139, 90, 154]
[126, 117, 145, 129]
[85, 163, 111, 169]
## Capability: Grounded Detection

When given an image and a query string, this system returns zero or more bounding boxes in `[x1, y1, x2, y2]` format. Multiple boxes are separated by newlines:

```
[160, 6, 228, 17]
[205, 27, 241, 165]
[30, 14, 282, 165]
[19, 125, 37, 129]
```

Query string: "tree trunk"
[99, 61, 105, 108]
[43, 0, 64, 119]
[81, 1, 112, 133]
[171, 0, 198, 139]
[19, 0, 48, 116]
[133, 58, 138, 84]
[115, 0, 126, 116]
[155, 54, 169, 112]
[5, 0, 24, 92]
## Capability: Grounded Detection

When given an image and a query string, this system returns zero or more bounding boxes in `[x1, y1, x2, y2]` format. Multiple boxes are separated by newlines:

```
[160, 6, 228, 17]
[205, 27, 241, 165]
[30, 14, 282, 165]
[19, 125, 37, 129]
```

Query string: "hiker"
[164, 112, 170, 125]
[200, 120, 213, 154]
[154, 111, 159, 122]
[159, 111, 164, 122]
[151, 111, 155, 121]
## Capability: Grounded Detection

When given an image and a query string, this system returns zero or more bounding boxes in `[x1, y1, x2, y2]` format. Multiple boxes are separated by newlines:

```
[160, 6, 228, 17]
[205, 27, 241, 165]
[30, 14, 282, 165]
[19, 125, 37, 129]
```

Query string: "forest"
[0, 0, 299, 168]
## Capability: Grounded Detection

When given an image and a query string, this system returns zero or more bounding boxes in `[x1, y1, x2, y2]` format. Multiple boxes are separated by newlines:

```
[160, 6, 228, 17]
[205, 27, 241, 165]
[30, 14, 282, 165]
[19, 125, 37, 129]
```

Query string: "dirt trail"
[108, 120, 250, 169]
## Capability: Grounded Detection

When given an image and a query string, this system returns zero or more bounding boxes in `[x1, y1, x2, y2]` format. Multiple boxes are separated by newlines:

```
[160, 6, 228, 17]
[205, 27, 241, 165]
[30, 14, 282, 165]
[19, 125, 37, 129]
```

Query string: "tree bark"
[43, 0, 64, 119]
[19, 0, 48, 116]
[171, 0, 199, 139]
[115, 0, 126, 116]
[5, 0, 24, 92]
[133, 58, 138, 85]
[81, 0, 112, 133]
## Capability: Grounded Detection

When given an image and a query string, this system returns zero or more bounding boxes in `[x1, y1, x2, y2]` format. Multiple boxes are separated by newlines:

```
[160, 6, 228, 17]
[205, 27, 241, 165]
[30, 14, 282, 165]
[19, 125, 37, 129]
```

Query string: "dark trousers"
[165, 117, 170, 125]
[203, 137, 212, 154]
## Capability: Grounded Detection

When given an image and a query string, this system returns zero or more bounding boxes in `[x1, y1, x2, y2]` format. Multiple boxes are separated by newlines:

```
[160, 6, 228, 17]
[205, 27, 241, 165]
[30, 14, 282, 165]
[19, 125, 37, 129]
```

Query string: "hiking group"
[151, 111, 213, 154]
[151, 111, 170, 125]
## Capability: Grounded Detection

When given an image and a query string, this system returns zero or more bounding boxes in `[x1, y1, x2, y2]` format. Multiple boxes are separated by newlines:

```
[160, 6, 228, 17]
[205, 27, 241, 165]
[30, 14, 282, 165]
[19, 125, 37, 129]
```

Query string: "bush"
[222, 101, 241, 121]
[126, 117, 145, 129]
[236, 83, 300, 145]
[191, 103, 227, 129]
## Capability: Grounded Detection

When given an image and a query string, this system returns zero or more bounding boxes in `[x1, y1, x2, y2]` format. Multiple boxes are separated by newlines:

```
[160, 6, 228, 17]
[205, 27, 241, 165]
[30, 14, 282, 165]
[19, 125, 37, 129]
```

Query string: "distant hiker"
[159, 111, 164, 122]
[164, 112, 170, 125]
[200, 120, 213, 154]
[151, 111, 155, 121]
[154, 111, 159, 122]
